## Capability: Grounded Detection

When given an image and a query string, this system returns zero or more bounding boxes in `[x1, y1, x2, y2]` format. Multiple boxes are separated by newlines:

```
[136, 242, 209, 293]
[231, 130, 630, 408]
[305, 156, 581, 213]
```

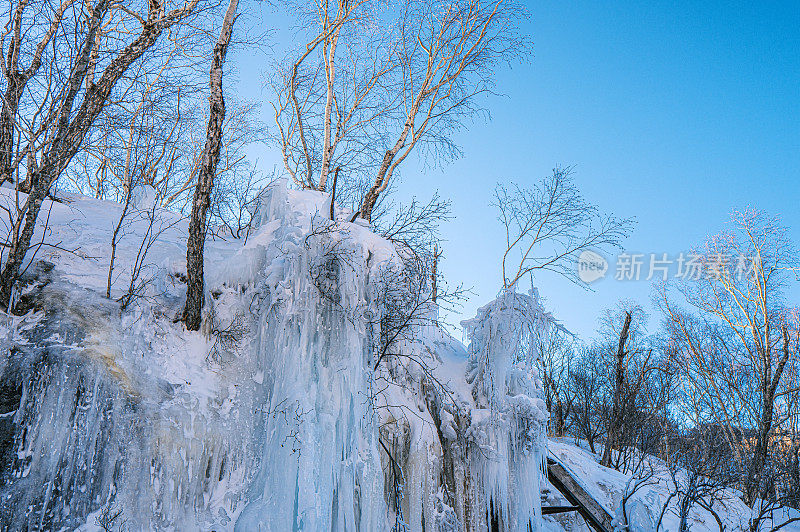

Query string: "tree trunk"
[0, 170, 48, 308]
[586, 431, 596, 455]
[317, 25, 340, 192]
[182, 0, 238, 330]
[359, 108, 419, 222]
[327, 166, 339, 220]
[431, 244, 439, 303]
[554, 395, 564, 437]
[601, 311, 632, 468]
[0, 78, 23, 185]
[0, 0, 72, 187]
[359, 149, 395, 222]
[744, 325, 791, 504]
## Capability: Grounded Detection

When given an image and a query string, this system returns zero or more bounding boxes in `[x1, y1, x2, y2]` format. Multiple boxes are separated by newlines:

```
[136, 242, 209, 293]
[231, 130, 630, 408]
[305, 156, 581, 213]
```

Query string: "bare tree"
[580, 303, 676, 471]
[62, 77, 199, 206]
[358, 0, 529, 221]
[118, 200, 181, 312]
[183, 0, 239, 330]
[536, 326, 575, 437]
[659, 209, 800, 513]
[495, 167, 634, 290]
[208, 166, 267, 240]
[655, 416, 735, 531]
[271, 0, 384, 193]
[601, 310, 633, 467]
[0, 0, 205, 310]
[273, 0, 530, 221]
[106, 178, 138, 299]
[374, 192, 451, 274]
[568, 347, 608, 454]
[617, 463, 658, 531]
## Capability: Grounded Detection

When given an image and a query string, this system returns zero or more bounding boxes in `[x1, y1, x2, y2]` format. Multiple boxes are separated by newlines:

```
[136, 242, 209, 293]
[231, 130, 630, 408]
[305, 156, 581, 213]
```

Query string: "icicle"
[461, 288, 553, 532]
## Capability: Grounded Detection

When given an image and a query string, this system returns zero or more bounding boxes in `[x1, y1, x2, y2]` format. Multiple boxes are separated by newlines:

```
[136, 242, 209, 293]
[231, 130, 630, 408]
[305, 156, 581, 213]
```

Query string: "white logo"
[577, 250, 608, 283]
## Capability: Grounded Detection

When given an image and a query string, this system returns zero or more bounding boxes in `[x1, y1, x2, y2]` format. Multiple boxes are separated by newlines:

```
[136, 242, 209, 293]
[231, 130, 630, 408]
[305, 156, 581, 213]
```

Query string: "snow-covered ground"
[542, 438, 800, 532]
[0, 182, 796, 531]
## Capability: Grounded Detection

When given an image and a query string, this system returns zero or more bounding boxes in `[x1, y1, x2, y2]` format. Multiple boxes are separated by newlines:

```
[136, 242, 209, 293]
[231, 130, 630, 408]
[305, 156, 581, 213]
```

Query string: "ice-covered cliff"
[0, 182, 550, 531]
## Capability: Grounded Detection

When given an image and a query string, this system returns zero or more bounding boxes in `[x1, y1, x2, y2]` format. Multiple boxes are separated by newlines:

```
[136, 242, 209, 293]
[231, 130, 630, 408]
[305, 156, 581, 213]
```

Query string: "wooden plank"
[546, 457, 615, 532]
[541, 505, 579, 515]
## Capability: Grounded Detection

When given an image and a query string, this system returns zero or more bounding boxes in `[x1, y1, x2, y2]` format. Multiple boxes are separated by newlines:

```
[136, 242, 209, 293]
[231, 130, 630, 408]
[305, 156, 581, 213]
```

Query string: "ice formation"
[460, 289, 554, 532]
[0, 182, 552, 531]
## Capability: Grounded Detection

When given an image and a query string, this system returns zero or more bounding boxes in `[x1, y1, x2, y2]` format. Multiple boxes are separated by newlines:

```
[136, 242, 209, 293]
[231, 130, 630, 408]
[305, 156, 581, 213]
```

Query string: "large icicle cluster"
[232, 182, 390, 530]
[0, 263, 259, 530]
[460, 289, 554, 532]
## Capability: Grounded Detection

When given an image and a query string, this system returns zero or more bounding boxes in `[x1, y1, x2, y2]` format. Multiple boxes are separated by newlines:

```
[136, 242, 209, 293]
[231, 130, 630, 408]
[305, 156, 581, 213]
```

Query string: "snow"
[543, 438, 800, 532]
[0, 181, 549, 531]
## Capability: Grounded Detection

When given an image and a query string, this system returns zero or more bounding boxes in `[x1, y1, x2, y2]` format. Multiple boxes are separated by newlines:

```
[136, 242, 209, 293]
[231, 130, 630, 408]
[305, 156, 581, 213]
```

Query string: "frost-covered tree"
[456, 166, 633, 529]
[461, 288, 552, 530]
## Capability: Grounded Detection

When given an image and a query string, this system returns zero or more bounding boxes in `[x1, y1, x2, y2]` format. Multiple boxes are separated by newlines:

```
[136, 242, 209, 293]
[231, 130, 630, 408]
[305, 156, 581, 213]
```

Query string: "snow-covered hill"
[541, 438, 800, 532]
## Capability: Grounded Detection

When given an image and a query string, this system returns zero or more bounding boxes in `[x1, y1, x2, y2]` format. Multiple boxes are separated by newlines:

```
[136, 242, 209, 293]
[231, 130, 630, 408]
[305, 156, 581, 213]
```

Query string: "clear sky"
[231, 0, 800, 341]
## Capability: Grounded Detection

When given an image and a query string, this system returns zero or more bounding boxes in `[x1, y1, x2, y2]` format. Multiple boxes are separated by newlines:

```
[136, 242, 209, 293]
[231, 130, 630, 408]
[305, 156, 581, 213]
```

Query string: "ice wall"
[0, 183, 550, 532]
[233, 183, 387, 530]
[0, 265, 259, 530]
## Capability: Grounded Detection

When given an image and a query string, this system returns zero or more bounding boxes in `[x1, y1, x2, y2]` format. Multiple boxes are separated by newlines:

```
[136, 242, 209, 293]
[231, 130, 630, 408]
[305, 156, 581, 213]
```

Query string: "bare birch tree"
[495, 166, 634, 289]
[659, 209, 800, 510]
[271, 0, 383, 193]
[183, 0, 238, 330]
[358, 0, 529, 221]
[0, 0, 206, 309]
[273, 0, 530, 221]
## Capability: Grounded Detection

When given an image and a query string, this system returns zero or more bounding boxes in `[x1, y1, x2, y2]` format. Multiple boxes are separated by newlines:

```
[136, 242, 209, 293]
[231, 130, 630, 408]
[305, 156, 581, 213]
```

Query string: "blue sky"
[231, 0, 800, 341]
